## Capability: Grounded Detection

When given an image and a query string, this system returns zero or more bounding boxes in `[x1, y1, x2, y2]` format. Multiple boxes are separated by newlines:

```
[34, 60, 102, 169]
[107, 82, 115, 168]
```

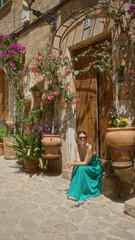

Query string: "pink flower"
[68, 12, 71, 16]
[31, 66, 37, 73]
[36, 91, 40, 97]
[73, 97, 80, 103]
[47, 54, 53, 58]
[65, 87, 68, 91]
[52, 78, 56, 82]
[52, 91, 60, 96]
[58, 55, 62, 59]
[125, 83, 128, 86]
[65, 68, 71, 75]
[6, 88, 9, 91]
[48, 96, 53, 100]
[99, 20, 102, 23]
[100, 10, 105, 13]
[10, 62, 15, 68]
[89, 62, 93, 66]
[37, 56, 43, 60]
[76, 13, 79, 16]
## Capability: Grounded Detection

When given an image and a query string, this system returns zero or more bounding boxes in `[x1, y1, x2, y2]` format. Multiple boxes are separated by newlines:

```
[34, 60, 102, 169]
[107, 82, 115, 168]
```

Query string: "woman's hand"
[65, 161, 73, 169]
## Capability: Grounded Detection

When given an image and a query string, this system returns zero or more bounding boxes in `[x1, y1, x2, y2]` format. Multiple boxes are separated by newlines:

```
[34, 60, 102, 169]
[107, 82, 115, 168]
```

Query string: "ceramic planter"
[5, 119, 14, 135]
[0, 142, 4, 155]
[41, 134, 62, 159]
[105, 127, 135, 168]
[3, 137, 15, 160]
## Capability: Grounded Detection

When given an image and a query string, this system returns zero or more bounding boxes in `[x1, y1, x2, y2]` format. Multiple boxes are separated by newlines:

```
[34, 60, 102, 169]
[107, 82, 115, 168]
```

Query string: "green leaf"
[74, 70, 80, 76]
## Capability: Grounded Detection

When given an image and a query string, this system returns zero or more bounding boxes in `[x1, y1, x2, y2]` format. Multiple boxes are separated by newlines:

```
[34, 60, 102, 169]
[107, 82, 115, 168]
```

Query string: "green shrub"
[0, 125, 7, 143]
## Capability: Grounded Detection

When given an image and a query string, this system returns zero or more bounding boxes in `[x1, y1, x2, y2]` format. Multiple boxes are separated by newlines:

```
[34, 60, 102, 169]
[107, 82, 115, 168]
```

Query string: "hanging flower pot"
[41, 134, 62, 159]
[5, 119, 14, 135]
[105, 127, 135, 168]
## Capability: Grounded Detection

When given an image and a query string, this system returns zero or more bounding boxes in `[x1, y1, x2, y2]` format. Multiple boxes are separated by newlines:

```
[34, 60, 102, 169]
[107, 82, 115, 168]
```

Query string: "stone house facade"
[0, 0, 134, 198]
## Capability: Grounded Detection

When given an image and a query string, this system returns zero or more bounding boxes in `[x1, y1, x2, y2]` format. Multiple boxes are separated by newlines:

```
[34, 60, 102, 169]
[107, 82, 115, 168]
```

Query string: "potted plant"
[105, 104, 135, 168]
[9, 130, 44, 172]
[29, 42, 79, 172]
[0, 124, 7, 155]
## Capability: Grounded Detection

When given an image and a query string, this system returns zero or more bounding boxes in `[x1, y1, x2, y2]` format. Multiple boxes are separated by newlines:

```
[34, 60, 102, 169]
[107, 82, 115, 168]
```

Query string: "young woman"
[66, 131, 103, 201]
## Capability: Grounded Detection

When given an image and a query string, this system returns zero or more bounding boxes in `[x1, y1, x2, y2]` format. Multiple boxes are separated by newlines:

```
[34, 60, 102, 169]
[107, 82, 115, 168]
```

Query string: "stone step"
[62, 168, 72, 181]
[124, 197, 135, 218]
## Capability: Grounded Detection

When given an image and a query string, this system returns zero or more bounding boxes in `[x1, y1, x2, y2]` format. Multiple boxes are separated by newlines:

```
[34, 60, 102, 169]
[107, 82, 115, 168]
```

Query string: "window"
[0, 0, 8, 8]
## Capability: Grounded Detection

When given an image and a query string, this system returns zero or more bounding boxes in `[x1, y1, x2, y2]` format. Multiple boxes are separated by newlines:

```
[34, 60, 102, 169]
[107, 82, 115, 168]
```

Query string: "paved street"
[0, 156, 135, 240]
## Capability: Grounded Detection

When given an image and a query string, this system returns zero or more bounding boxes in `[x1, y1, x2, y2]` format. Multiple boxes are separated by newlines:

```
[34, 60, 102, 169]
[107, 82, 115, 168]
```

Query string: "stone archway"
[0, 68, 8, 121]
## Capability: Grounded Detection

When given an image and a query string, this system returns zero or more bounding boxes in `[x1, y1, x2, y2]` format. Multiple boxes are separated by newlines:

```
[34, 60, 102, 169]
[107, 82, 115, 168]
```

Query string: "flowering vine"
[0, 34, 28, 131]
[65, 0, 135, 126]
[30, 42, 79, 133]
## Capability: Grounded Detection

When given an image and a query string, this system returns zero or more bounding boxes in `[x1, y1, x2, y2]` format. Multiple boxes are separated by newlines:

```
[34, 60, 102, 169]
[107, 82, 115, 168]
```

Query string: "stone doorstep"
[124, 197, 135, 218]
[62, 168, 72, 181]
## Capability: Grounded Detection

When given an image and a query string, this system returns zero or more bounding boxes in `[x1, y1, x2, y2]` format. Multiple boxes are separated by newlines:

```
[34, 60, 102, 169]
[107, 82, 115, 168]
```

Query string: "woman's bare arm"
[75, 146, 80, 162]
[66, 145, 93, 168]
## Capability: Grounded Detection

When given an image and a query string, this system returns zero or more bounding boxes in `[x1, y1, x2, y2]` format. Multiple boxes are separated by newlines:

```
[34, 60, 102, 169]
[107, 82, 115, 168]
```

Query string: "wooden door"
[0, 69, 8, 120]
[75, 48, 98, 153]
[74, 42, 113, 159]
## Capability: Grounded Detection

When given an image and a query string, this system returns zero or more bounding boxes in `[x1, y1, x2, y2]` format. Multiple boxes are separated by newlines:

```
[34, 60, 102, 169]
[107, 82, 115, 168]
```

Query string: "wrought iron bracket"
[30, 8, 57, 29]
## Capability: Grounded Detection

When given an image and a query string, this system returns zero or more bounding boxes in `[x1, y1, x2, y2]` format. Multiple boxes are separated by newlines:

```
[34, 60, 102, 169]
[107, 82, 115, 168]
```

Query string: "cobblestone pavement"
[0, 156, 135, 240]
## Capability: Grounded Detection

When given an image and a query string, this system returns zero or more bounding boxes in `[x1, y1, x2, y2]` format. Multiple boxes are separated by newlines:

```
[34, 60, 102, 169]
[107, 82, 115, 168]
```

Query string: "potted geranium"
[105, 104, 135, 168]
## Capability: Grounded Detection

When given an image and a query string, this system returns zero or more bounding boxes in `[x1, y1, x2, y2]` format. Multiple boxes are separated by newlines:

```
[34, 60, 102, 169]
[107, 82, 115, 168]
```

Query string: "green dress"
[67, 155, 103, 201]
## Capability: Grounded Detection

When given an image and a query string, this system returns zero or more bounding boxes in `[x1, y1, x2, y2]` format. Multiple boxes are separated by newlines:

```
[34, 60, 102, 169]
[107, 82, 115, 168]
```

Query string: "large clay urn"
[5, 119, 14, 135]
[106, 127, 135, 168]
[41, 134, 62, 159]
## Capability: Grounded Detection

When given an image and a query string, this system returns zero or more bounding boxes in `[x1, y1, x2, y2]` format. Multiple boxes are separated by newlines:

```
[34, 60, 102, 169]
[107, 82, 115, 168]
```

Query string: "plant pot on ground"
[8, 130, 44, 172]
[0, 124, 7, 155]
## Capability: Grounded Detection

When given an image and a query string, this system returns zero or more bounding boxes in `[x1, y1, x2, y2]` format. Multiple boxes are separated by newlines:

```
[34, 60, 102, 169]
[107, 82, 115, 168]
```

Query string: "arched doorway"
[0, 68, 8, 122]
[74, 40, 113, 159]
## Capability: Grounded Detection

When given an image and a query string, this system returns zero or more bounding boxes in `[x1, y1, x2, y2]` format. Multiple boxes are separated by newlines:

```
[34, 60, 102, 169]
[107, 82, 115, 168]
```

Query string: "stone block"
[62, 168, 72, 181]
[102, 174, 120, 199]
[124, 197, 135, 218]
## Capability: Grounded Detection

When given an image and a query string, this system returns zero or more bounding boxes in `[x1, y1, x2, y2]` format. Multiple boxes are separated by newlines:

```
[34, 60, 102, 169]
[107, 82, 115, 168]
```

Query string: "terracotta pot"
[5, 119, 14, 134]
[105, 127, 135, 168]
[23, 159, 38, 172]
[41, 134, 62, 159]
[3, 137, 15, 160]
[0, 143, 4, 155]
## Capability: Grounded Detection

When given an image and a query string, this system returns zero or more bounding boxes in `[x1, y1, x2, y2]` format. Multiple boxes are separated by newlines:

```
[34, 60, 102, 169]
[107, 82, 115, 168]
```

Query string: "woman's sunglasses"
[78, 136, 87, 140]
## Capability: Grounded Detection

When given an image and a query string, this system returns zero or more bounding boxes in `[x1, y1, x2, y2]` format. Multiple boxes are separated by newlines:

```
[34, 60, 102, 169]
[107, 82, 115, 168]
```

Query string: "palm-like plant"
[9, 131, 44, 168]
